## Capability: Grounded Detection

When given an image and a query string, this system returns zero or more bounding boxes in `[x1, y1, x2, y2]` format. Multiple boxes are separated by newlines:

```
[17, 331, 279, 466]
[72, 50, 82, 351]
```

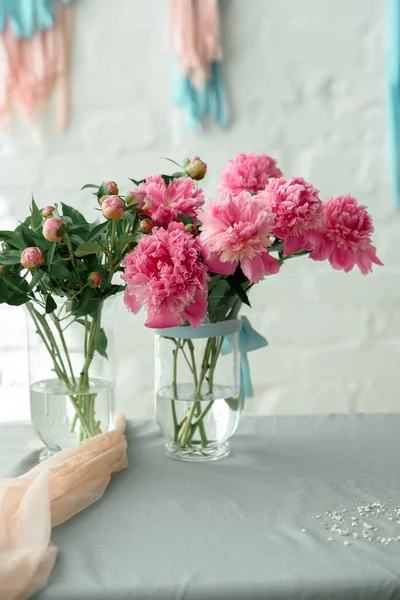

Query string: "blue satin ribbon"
[0, 0, 71, 38]
[221, 316, 268, 407]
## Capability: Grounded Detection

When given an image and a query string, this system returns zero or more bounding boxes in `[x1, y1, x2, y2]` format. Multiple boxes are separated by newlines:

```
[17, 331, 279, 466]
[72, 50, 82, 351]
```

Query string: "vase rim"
[154, 318, 242, 340]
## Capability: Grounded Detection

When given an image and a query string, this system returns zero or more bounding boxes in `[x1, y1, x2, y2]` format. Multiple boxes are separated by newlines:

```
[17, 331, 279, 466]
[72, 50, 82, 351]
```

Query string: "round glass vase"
[155, 320, 242, 462]
[25, 297, 116, 461]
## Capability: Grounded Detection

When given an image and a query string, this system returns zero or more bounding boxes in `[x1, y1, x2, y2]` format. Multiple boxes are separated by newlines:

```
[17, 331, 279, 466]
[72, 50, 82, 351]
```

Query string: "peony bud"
[0, 265, 5, 278]
[185, 223, 198, 236]
[139, 218, 153, 234]
[126, 189, 150, 211]
[101, 195, 125, 221]
[104, 181, 119, 195]
[184, 156, 207, 181]
[42, 217, 66, 243]
[88, 271, 102, 288]
[42, 205, 55, 219]
[21, 247, 44, 269]
[98, 195, 109, 206]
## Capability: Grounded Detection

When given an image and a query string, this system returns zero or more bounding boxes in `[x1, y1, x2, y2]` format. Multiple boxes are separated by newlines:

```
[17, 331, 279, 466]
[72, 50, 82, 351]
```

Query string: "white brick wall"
[0, 0, 399, 421]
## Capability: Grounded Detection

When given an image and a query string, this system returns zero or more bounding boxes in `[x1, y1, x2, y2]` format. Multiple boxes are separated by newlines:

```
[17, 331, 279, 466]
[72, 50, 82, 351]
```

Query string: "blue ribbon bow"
[221, 316, 268, 408]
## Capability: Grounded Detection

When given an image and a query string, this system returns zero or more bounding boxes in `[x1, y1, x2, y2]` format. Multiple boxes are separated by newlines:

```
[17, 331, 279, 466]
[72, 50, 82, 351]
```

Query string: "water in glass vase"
[156, 383, 241, 462]
[30, 377, 113, 460]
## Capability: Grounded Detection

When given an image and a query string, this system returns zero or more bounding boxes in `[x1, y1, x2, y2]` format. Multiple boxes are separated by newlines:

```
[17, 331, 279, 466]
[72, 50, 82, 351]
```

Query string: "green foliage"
[0, 192, 137, 313]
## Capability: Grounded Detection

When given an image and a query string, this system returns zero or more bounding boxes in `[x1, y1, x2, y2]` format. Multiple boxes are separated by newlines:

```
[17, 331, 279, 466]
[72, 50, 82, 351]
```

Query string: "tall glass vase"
[155, 320, 242, 462]
[25, 297, 116, 461]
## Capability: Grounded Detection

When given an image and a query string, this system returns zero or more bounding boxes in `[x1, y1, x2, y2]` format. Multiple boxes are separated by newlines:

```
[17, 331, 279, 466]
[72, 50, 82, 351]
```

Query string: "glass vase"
[25, 297, 116, 461]
[155, 320, 242, 462]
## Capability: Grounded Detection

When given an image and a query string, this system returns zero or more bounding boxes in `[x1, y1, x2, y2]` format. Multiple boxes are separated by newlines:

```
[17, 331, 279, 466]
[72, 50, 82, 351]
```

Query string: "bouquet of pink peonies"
[119, 153, 382, 460]
[0, 152, 382, 461]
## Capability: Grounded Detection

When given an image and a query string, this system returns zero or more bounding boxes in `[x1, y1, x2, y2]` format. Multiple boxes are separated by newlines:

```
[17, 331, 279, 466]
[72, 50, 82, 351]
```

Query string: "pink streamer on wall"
[0, 2, 73, 130]
[170, 0, 222, 89]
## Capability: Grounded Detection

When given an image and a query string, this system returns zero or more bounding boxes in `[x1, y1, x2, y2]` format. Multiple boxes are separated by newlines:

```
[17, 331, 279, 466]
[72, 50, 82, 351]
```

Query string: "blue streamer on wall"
[388, 0, 400, 210]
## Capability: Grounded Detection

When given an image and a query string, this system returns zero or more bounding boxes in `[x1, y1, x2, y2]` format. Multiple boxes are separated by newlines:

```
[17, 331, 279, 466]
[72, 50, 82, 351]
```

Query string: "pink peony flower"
[219, 153, 283, 195]
[135, 175, 204, 226]
[122, 223, 210, 328]
[88, 272, 102, 288]
[101, 195, 125, 221]
[184, 156, 207, 181]
[21, 247, 44, 269]
[197, 190, 280, 284]
[42, 217, 66, 242]
[260, 177, 323, 255]
[42, 205, 55, 218]
[309, 195, 383, 274]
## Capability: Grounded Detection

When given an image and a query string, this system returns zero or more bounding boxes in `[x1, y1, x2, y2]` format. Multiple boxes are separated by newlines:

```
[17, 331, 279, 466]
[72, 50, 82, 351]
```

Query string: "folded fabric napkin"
[0, 414, 128, 600]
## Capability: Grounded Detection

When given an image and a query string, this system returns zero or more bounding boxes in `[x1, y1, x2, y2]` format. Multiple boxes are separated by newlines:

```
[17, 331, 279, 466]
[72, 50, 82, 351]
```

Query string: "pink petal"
[241, 256, 267, 283]
[283, 235, 304, 256]
[124, 290, 142, 314]
[329, 247, 355, 272]
[145, 309, 183, 329]
[309, 233, 333, 262]
[366, 245, 383, 267]
[205, 253, 238, 275]
[261, 252, 280, 275]
[183, 293, 208, 329]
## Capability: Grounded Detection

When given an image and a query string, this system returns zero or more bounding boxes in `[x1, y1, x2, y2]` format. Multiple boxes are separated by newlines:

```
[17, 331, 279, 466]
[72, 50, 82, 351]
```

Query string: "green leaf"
[19, 224, 49, 252]
[95, 328, 108, 358]
[178, 214, 193, 226]
[0, 280, 12, 303]
[0, 250, 22, 265]
[86, 221, 108, 243]
[97, 182, 110, 200]
[48, 261, 75, 281]
[61, 203, 87, 224]
[128, 178, 146, 186]
[114, 233, 133, 258]
[102, 284, 125, 300]
[226, 275, 251, 307]
[74, 242, 104, 257]
[0, 230, 25, 250]
[161, 157, 183, 168]
[66, 223, 91, 235]
[225, 396, 240, 412]
[7, 292, 29, 306]
[45, 294, 57, 314]
[68, 234, 86, 246]
[81, 183, 99, 191]
[30, 195, 42, 230]
[72, 288, 101, 317]
[207, 274, 223, 292]
[28, 269, 45, 291]
[46, 243, 56, 270]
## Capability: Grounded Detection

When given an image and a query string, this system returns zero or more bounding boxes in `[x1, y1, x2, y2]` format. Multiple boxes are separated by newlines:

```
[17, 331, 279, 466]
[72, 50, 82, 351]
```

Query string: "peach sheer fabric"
[0, 414, 128, 600]
[170, 0, 222, 88]
[0, 2, 73, 130]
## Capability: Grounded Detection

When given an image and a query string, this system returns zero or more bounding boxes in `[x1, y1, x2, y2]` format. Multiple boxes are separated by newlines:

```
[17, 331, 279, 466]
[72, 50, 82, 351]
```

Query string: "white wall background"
[0, 0, 399, 422]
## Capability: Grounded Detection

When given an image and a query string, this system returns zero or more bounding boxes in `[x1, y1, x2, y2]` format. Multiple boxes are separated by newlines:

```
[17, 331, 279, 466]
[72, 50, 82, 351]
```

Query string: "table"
[1, 415, 400, 600]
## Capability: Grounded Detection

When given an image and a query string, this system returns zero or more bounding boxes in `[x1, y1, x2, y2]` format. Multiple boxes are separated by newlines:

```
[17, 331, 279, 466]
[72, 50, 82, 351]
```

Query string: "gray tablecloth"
[1, 415, 400, 600]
